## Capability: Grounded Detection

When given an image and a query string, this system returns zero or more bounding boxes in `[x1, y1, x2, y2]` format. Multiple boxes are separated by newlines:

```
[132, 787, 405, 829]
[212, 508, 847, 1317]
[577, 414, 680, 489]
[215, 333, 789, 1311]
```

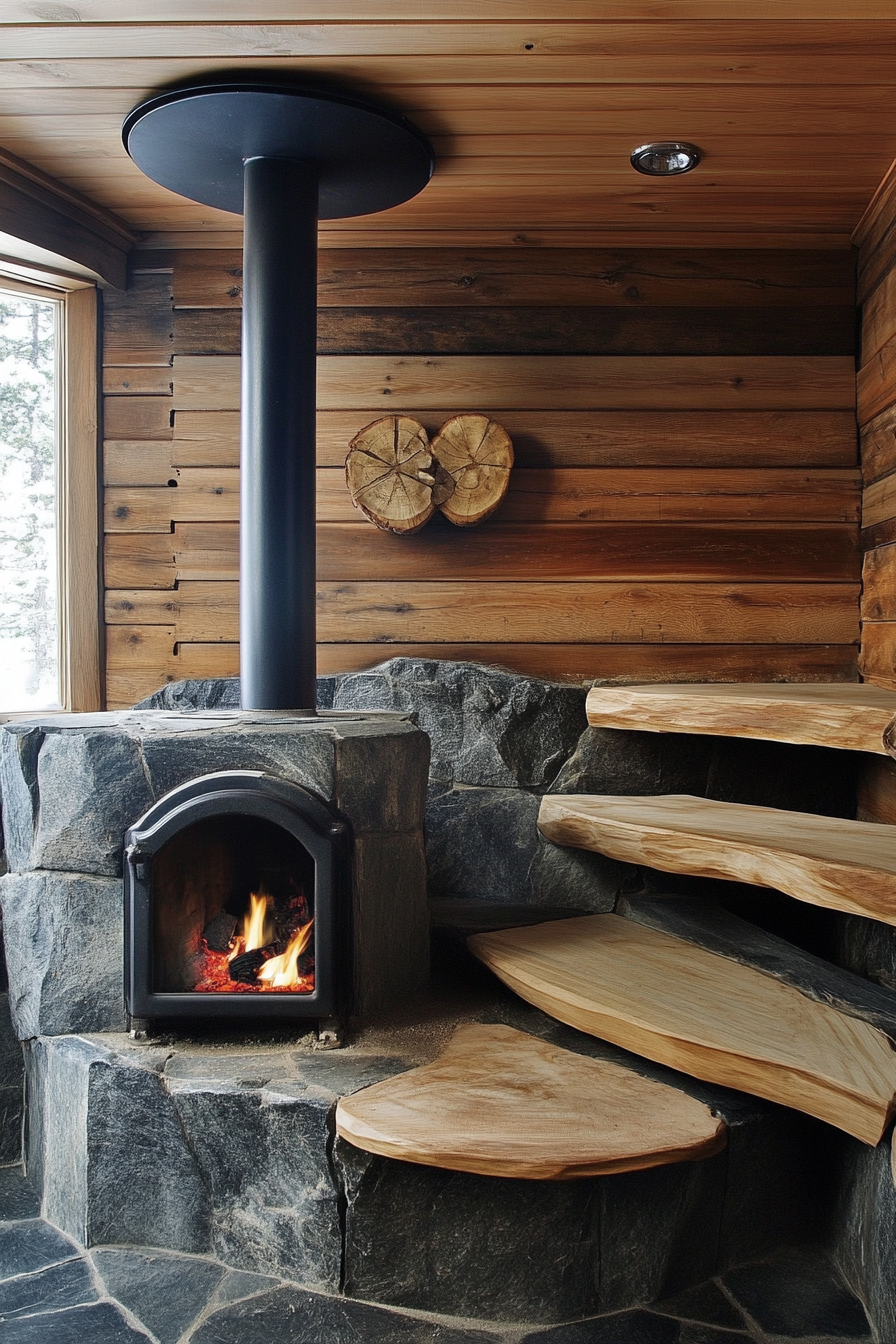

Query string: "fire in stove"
[124, 772, 347, 1020]
[196, 887, 315, 994]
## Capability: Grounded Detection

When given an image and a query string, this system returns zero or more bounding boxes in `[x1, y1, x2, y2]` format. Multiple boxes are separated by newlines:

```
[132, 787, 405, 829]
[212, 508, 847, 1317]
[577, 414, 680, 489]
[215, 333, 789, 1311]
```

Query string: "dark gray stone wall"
[0, 989, 23, 1165]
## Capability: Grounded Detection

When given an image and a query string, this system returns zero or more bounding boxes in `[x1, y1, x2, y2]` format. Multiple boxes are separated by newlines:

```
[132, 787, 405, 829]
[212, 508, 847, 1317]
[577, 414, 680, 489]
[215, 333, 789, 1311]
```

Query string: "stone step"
[467, 913, 896, 1144]
[538, 792, 896, 926]
[585, 682, 896, 756]
[335, 1022, 727, 1179]
[23, 995, 823, 1328]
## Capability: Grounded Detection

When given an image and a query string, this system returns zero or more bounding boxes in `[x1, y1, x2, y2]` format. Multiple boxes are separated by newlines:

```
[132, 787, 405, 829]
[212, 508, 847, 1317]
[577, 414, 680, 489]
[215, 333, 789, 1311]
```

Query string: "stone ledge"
[21, 981, 832, 1325]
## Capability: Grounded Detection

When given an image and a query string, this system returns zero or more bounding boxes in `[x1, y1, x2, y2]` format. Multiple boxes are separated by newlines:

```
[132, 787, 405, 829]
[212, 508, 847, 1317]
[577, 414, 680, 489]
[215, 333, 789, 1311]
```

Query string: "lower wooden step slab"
[467, 916, 896, 1144]
[538, 793, 896, 926]
[617, 893, 896, 1039]
[335, 1022, 727, 1180]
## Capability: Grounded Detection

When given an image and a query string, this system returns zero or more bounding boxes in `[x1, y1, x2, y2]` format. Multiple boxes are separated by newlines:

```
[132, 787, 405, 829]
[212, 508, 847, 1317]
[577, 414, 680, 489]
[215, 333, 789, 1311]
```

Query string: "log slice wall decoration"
[345, 412, 513, 533]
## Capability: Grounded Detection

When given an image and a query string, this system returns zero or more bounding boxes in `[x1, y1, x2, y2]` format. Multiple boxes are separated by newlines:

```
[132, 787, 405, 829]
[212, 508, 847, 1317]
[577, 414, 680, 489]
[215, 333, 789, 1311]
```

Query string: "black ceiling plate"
[123, 82, 434, 219]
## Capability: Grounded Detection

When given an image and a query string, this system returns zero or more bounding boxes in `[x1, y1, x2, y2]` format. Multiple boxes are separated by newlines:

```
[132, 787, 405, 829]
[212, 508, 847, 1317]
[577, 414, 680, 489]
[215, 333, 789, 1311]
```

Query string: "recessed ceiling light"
[630, 142, 701, 176]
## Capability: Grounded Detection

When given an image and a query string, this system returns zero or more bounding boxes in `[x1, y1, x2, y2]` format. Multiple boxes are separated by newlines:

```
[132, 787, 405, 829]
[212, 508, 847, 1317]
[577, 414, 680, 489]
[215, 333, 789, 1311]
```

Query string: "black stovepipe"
[240, 157, 318, 712]
[122, 79, 433, 711]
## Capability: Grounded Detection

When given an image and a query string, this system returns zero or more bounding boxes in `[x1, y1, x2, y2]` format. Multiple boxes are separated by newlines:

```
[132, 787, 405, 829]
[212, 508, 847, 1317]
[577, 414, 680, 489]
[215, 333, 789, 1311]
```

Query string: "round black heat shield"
[122, 80, 434, 218]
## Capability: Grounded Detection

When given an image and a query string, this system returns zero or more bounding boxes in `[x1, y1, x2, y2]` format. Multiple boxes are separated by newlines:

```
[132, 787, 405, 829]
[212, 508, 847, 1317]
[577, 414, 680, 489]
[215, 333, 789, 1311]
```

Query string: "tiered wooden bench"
[538, 793, 896, 926]
[584, 682, 896, 757]
[335, 1022, 727, 1178]
[468, 916, 896, 1145]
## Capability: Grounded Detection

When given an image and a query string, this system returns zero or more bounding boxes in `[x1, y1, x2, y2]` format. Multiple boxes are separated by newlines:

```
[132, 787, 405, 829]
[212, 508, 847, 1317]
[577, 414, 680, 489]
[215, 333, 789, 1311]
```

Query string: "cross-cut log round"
[335, 1022, 726, 1179]
[430, 414, 514, 527]
[345, 415, 454, 535]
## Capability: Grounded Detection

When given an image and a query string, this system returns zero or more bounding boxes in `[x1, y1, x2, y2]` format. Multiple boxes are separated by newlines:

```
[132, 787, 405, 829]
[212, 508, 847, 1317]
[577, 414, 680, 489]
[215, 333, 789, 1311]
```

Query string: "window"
[0, 272, 100, 714]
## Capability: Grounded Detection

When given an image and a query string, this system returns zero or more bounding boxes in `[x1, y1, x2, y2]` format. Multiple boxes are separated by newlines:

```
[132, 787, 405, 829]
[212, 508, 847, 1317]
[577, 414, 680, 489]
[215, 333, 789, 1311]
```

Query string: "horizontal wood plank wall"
[856, 172, 896, 694]
[101, 246, 860, 708]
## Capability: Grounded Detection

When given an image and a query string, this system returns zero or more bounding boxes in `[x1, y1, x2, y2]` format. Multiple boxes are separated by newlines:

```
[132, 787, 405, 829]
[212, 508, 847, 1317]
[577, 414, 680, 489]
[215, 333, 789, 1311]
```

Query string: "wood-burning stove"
[124, 770, 351, 1021]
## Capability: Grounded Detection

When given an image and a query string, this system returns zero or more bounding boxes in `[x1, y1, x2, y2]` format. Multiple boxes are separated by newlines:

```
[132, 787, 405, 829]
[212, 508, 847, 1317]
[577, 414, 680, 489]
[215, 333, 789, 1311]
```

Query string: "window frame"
[0, 269, 102, 715]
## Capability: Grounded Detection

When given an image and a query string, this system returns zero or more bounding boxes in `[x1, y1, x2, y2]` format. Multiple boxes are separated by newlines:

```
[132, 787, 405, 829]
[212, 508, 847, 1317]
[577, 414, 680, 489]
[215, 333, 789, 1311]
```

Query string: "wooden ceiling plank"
[2, 21, 896, 62]
[5, 2, 896, 18]
[1, 55, 896, 88]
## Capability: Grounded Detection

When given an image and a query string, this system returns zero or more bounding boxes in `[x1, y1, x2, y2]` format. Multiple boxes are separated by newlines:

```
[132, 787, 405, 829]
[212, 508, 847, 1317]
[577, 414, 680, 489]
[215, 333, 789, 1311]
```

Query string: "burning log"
[201, 911, 238, 952]
[228, 947, 275, 983]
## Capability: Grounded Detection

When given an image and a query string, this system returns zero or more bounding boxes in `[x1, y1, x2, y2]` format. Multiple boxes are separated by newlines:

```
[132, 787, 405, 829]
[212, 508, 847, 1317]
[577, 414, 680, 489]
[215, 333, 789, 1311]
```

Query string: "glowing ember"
[194, 887, 314, 994]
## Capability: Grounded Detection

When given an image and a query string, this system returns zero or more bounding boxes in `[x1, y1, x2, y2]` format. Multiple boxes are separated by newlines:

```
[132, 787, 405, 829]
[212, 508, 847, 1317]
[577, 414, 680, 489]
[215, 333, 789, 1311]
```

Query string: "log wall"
[856, 171, 896, 691]
[101, 246, 860, 709]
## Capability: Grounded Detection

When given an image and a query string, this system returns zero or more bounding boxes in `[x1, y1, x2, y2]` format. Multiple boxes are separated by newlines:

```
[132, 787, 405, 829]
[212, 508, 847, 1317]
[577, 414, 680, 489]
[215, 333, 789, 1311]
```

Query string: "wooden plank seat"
[335, 1022, 727, 1179]
[538, 793, 896, 927]
[467, 917, 896, 1145]
[584, 682, 896, 756]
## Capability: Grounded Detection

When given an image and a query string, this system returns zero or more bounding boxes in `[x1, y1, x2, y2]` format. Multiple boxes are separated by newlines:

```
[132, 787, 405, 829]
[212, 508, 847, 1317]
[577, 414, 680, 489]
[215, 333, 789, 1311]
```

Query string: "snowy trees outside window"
[0, 291, 59, 710]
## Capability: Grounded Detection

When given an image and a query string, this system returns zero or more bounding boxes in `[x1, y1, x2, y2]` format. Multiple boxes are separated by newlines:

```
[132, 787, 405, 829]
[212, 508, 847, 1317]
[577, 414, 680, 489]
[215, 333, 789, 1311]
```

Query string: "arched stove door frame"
[124, 770, 350, 1020]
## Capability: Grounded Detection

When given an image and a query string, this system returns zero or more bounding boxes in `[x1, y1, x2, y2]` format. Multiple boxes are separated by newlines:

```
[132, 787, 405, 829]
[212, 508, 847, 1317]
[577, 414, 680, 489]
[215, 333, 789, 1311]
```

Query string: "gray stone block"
[31, 731, 155, 877]
[597, 1152, 726, 1312]
[332, 726, 429, 835]
[426, 785, 622, 910]
[337, 1138, 597, 1324]
[833, 1132, 896, 1343]
[0, 874, 126, 1038]
[134, 674, 339, 712]
[32, 1035, 211, 1253]
[0, 727, 43, 874]
[135, 677, 242, 711]
[336, 1131, 729, 1325]
[550, 726, 715, 799]
[334, 658, 587, 790]
[0, 990, 23, 1162]
[169, 1078, 341, 1289]
[0, 713, 427, 882]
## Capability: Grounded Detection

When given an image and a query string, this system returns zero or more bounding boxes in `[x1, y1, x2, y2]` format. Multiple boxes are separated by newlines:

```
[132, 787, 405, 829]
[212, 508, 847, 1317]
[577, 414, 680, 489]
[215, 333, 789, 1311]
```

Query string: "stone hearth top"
[1, 707, 415, 735]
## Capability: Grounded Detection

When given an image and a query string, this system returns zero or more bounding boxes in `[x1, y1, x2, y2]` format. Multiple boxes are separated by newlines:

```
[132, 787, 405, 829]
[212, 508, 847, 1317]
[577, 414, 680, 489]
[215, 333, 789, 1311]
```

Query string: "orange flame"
[230, 888, 273, 960]
[257, 919, 314, 989]
[194, 886, 314, 995]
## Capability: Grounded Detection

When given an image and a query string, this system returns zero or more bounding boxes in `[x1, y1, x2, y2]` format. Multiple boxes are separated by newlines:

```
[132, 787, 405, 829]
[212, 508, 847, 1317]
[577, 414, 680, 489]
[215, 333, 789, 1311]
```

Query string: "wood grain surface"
[335, 1022, 727, 1179]
[160, 408, 858, 469]
[104, 641, 860, 712]
[101, 245, 862, 701]
[537, 794, 896, 926]
[858, 170, 896, 691]
[468, 914, 896, 1144]
[584, 682, 896, 754]
[171, 353, 856, 412]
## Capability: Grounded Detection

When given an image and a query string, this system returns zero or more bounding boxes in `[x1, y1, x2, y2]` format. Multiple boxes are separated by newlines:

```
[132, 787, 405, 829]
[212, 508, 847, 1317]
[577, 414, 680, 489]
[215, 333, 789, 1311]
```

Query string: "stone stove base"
[0, 1163, 874, 1344]
[20, 979, 834, 1329]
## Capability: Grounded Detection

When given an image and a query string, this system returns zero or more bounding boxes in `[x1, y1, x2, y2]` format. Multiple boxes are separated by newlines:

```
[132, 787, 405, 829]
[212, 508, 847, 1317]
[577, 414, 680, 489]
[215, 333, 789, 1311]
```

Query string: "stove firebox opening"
[152, 815, 316, 996]
[125, 771, 348, 1021]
